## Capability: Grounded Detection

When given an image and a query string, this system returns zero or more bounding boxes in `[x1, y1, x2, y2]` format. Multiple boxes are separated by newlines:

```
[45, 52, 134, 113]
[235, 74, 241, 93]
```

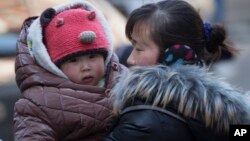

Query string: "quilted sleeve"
[13, 98, 56, 141]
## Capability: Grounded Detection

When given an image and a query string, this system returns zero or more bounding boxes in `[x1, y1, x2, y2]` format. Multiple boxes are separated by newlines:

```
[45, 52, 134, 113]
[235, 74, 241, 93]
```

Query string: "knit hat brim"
[55, 48, 108, 67]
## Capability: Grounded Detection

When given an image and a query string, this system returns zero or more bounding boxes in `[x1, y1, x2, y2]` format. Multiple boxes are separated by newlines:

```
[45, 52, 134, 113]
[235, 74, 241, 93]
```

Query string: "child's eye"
[68, 58, 77, 62]
[89, 54, 98, 59]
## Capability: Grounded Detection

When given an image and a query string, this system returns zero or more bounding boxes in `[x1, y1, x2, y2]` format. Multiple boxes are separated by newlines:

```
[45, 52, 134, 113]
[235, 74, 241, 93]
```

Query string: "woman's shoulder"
[120, 105, 187, 126]
[115, 104, 194, 141]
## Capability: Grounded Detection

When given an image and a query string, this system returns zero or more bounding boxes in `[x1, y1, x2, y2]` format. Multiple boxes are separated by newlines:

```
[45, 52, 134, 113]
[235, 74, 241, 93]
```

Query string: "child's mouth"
[82, 76, 94, 84]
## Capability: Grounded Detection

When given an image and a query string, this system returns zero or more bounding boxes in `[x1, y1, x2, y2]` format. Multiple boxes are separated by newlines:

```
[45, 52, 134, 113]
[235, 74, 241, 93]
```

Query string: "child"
[13, 0, 127, 140]
[103, 0, 246, 141]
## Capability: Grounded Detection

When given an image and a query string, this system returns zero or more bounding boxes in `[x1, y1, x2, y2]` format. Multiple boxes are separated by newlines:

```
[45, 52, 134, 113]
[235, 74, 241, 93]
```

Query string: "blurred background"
[0, 0, 250, 140]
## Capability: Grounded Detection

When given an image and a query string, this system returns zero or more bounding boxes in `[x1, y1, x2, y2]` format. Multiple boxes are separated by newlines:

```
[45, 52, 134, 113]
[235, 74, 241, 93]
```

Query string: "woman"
[103, 1, 248, 141]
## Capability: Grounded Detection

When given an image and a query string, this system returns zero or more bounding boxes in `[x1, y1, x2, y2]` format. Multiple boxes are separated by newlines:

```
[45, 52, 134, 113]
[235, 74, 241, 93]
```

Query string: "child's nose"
[80, 60, 90, 71]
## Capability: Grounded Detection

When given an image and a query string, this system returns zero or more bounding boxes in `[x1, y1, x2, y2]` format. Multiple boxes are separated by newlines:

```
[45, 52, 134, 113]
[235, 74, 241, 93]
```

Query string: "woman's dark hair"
[125, 0, 238, 65]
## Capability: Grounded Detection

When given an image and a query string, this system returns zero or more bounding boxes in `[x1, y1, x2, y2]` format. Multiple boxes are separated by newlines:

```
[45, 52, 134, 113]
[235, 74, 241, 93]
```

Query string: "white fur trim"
[27, 18, 67, 78]
[27, 0, 113, 78]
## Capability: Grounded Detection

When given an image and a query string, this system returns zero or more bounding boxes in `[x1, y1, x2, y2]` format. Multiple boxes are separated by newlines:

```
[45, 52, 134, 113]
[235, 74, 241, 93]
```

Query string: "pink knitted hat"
[43, 8, 109, 65]
[27, 0, 113, 78]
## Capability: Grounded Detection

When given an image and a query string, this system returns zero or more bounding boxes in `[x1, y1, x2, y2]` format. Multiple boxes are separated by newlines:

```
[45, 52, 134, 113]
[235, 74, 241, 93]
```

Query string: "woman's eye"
[135, 48, 143, 52]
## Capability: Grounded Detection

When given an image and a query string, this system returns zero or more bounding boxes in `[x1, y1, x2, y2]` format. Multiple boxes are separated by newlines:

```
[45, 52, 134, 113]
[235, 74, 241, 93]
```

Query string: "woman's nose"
[127, 53, 136, 66]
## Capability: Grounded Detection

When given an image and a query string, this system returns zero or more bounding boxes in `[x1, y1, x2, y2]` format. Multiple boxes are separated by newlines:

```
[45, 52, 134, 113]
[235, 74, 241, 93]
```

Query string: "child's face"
[60, 54, 105, 86]
[127, 31, 160, 67]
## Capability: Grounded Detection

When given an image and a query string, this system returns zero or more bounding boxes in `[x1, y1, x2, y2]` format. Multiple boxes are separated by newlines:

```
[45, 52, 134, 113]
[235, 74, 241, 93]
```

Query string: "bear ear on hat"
[40, 8, 56, 26]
